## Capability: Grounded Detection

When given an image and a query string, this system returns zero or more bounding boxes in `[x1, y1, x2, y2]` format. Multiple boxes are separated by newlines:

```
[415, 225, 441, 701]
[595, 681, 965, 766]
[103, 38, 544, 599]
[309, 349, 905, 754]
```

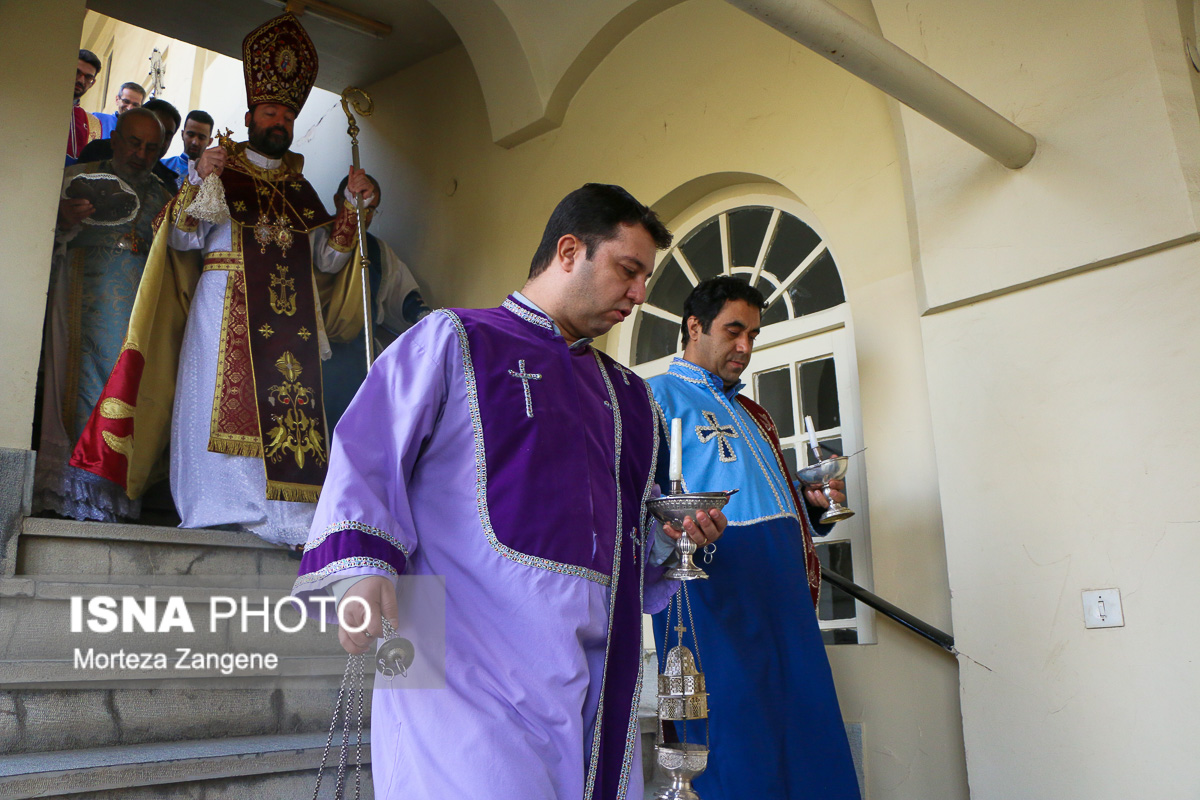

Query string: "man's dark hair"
[79, 49, 102, 73]
[680, 276, 767, 345]
[142, 98, 181, 133]
[336, 173, 382, 205]
[119, 81, 146, 98]
[528, 183, 671, 279]
[185, 109, 215, 130]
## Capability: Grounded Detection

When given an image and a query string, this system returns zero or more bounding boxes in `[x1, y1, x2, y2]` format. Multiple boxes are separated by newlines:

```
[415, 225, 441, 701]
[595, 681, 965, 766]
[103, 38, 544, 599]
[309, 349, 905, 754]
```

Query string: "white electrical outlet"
[1082, 589, 1124, 629]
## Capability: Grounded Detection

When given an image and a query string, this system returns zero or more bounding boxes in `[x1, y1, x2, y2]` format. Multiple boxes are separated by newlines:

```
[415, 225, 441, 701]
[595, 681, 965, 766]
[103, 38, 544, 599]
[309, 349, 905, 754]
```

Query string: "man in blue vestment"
[35, 108, 171, 521]
[160, 110, 213, 187]
[293, 184, 728, 799]
[648, 276, 861, 799]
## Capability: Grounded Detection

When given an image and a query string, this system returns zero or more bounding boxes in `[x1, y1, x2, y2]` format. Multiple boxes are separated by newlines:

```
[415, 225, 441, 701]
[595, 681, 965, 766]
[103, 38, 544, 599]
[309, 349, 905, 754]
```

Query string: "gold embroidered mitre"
[242, 12, 319, 114]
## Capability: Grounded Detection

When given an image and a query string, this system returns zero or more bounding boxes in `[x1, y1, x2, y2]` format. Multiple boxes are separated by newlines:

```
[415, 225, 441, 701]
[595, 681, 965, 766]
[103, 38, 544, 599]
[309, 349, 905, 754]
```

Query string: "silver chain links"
[311, 618, 407, 798]
[702, 542, 717, 564]
[311, 651, 365, 800]
[680, 581, 710, 747]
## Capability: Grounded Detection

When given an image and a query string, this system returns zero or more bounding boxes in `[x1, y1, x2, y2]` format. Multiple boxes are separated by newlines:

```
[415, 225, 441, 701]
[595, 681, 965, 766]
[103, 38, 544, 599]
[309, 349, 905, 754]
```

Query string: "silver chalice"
[796, 456, 854, 524]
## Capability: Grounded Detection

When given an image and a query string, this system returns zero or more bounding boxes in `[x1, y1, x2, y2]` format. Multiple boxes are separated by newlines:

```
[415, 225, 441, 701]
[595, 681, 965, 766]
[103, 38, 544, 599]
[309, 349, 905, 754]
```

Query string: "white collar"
[244, 147, 282, 170]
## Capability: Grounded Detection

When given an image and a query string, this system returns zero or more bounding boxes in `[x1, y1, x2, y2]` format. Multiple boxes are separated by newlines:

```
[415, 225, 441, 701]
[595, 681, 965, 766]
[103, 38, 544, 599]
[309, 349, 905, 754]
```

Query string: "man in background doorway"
[160, 110, 214, 188]
[318, 171, 431, 429]
[66, 49, 102, 165]
[91, 81, 146, 139]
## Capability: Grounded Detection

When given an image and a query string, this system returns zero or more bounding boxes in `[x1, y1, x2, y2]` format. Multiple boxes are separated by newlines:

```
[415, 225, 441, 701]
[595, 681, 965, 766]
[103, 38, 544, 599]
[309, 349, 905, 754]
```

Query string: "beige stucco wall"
[921, 245, 1200, 799]
[874, 0, 1200, 312]
[874, 0, 1200, 796]
[338, 0, 968, 797]
[0, 0, 88, 451]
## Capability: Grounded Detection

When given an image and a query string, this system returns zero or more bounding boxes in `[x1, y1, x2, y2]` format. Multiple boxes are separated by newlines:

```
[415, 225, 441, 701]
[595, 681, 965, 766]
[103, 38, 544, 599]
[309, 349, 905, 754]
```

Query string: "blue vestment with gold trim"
[648, 357, 860, 800]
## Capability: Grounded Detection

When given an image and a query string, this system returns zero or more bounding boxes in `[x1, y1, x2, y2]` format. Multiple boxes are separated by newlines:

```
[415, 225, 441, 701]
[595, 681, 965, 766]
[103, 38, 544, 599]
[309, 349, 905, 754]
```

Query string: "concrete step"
[16, 518, 298, 578]
[0, 732, 373, 800]
[2, 517, 371, 759]
[1, 679, 372, 756]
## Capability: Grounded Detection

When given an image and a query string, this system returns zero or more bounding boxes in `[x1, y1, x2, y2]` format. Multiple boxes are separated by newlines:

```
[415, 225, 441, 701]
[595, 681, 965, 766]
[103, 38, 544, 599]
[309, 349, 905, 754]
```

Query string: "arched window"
[618, 189, 875, 644]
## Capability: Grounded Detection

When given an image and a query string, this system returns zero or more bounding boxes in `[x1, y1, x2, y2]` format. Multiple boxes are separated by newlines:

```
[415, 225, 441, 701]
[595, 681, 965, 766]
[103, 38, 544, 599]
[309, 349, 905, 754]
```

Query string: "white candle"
[804, 415, 820, 455]
[669, 417, 683, 482]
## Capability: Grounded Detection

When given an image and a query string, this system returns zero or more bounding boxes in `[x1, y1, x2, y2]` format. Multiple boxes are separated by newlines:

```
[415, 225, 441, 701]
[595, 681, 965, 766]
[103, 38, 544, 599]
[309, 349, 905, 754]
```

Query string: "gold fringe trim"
[265, 480, 322, 504]
[207, 435, 263, 458]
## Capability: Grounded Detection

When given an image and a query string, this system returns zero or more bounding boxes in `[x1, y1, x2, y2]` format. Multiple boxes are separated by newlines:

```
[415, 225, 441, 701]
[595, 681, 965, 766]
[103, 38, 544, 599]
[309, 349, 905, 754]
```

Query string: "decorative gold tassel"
[207, 437, 264, 459]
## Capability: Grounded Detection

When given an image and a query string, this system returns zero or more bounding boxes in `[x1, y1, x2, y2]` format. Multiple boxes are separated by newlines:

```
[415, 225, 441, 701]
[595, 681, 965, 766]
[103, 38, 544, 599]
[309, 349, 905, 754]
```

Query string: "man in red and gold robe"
[71, 13, 373, 545]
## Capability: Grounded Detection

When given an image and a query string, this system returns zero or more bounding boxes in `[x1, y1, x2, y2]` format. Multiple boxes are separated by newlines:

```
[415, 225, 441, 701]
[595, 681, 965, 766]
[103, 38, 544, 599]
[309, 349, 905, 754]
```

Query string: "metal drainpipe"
[725, 0, 1037, 169]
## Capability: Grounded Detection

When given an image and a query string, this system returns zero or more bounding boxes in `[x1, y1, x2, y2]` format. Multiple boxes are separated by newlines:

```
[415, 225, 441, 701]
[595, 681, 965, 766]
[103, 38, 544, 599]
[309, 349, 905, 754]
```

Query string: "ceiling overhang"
[88, 0, 683, 147]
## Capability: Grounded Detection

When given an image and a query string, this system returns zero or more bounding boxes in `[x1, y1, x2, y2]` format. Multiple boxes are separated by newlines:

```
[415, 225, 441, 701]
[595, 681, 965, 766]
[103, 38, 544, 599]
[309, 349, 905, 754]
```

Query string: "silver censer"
[653, 584, 710, 800]
[644, 480, 734, 580]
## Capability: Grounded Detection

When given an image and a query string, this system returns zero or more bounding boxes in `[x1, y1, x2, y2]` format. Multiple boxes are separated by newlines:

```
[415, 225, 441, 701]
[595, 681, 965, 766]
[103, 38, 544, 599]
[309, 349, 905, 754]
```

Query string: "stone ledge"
[0, 732, 371, 799]
[21, 518, 281, 552]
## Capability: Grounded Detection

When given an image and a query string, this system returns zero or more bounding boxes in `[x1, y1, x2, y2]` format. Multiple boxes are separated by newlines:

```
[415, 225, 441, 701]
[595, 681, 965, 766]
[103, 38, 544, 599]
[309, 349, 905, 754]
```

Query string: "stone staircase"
[0, 517, 374, 800]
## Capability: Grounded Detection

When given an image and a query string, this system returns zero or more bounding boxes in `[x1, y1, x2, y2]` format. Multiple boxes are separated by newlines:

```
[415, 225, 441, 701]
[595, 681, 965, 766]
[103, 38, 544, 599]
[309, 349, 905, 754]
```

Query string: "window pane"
[798, 437, 841, 466]
[753, 367, 795, 439]
[678, 218, 723, 281]
[634, 311, 680, 365]
[813, 436, 843, 464]
[761, 298, 789, 325]
[816, 541, 856, 621]
[798, 358, 840, 430]
[728, 207, 773, 270]
[648, 254, 694, 315]
[821, 628, 860, 645]
[761, 212, 821, 284]
[787, 250, 845, 318]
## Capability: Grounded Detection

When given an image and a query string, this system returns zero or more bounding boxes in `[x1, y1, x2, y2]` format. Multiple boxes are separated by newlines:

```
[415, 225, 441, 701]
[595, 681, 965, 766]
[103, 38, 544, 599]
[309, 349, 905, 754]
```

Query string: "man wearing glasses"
[67, 50, 103, 165]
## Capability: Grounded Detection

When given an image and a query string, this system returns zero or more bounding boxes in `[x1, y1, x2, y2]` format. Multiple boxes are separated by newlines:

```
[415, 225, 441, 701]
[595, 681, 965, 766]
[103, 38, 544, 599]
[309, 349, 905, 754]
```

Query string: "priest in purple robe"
[292, 183, 728, 800]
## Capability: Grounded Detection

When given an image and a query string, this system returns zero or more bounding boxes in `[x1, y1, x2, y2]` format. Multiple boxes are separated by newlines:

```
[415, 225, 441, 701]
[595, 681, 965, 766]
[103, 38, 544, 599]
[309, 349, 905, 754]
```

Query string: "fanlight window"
[632, 206, 845, 365]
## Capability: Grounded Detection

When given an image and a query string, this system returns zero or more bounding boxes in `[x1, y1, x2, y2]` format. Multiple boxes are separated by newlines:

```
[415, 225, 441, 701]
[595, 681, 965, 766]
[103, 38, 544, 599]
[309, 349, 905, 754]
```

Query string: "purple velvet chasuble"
[294, 297, 673, 799]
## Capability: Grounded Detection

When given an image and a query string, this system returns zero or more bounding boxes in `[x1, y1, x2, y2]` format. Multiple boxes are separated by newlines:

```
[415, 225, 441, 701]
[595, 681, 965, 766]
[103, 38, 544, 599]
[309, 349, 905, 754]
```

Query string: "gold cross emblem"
[258, 323, 274, 338]
[297, 327, 312, 341]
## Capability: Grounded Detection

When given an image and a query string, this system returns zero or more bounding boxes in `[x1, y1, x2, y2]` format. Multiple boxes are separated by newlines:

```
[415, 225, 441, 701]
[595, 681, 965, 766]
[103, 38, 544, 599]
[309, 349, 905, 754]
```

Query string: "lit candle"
[669, 417, 683, 482]
[804, 415, 821, 458]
